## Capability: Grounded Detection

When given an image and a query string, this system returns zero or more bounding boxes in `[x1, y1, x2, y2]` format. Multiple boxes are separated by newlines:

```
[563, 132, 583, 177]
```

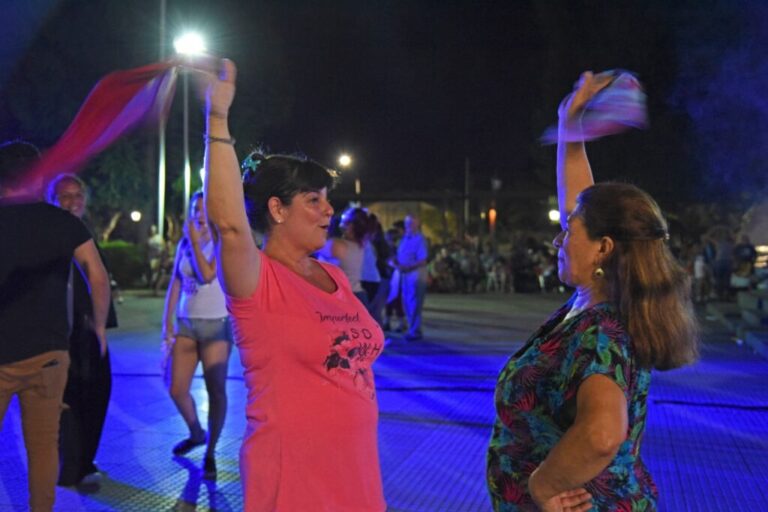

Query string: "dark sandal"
[172, 434, 207, 456]
[203, 456, 217, 480]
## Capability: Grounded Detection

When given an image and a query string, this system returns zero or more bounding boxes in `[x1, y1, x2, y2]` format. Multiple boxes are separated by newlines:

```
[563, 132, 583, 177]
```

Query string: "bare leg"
[199, 340, 232, 457]
[169, 336, 205, 440]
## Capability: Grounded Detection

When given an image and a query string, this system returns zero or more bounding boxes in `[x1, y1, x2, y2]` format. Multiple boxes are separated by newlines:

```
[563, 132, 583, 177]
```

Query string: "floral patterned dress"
[486, 296, 657, 511]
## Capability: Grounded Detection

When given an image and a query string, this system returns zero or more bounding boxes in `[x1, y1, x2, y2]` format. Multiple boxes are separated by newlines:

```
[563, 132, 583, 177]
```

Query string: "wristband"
[204, 134, 236, 145]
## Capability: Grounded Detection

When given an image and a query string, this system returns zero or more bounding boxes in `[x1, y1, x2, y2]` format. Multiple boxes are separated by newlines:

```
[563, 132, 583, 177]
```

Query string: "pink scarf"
[20, 60, 179, 192]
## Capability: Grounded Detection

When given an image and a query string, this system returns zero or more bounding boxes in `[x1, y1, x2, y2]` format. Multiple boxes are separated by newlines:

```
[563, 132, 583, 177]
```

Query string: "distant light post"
[338, 153, 359, 196]
[130, 210, 142, 222]
[174, 32, 206, 219]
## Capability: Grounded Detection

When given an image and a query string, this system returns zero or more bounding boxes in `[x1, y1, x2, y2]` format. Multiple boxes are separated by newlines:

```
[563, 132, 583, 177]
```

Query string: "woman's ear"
[267, 197, 284, 224]
[599, 236, 615, 258]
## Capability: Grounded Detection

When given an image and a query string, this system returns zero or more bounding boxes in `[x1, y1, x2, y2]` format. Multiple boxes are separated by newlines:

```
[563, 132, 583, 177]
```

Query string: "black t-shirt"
[0, 201, 92, 364]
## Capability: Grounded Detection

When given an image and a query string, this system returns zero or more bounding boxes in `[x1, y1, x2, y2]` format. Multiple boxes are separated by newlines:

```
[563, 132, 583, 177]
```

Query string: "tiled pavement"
[1, 291, 766, 511]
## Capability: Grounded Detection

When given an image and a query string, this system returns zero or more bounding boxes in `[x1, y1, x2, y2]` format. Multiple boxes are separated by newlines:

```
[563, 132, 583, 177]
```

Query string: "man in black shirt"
[0, 140, 110, 512]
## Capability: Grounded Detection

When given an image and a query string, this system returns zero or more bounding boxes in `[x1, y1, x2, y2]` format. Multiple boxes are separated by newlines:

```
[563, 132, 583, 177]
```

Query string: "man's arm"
[73, 239, 111, 356]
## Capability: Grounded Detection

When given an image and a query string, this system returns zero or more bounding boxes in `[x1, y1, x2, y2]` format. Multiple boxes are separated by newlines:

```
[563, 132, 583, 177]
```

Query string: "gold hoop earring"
[594, 267, 605, 278]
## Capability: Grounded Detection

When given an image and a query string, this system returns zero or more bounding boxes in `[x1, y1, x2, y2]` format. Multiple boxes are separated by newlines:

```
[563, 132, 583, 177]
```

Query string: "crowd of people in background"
[145, 209, 763, 307]
[145, 215, 766, 307]
[682, 229, 761, 303]
[424, 228, 765, 302]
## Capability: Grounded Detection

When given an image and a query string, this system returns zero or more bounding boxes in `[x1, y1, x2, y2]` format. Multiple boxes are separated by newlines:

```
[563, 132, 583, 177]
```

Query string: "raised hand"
[559, 71, 615, 121]
[184, 218, 202, 246]
[198, 58, 237, 120]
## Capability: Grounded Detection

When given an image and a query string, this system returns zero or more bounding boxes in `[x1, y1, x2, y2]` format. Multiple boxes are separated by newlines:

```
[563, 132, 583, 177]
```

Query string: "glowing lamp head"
[174, 33, 206, 55]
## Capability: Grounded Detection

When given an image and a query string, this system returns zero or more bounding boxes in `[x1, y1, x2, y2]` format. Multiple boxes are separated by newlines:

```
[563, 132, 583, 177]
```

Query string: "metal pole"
[157, 0, 167, 239]
[463, 157, 470, 238]
[182, 72, 191, 220]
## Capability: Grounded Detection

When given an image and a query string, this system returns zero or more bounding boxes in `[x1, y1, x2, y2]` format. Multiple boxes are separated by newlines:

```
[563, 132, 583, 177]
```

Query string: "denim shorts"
[176, 317, 233, 343]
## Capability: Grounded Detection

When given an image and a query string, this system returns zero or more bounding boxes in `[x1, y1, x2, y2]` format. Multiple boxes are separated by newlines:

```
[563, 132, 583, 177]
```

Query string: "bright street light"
[338, 154, 359, 195]
[173, 32, 206, 55]
[130, 210, 142, 222]
[548, 209, 561, 223]
[174, 32, 206, 220]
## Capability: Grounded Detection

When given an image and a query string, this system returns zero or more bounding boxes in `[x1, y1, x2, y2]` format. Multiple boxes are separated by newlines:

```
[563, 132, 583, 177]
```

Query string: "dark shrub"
[100, 240, 146, 288]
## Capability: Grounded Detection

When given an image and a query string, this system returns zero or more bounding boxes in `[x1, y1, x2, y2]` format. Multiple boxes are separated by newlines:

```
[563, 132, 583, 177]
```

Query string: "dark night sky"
[2, 0, 767, 207]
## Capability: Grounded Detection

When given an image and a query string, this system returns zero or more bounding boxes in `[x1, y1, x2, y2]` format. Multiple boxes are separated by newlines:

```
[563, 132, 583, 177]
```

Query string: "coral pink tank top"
[227, 253, 386, 512]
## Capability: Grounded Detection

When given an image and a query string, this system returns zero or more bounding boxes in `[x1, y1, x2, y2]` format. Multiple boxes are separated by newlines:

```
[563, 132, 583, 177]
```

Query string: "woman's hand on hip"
[535, 488, 593, 512]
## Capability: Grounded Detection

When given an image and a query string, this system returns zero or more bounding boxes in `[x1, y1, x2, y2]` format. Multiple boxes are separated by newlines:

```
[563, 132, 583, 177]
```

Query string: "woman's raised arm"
[556, 72, 613, 228]
[202, 59, 261, 298]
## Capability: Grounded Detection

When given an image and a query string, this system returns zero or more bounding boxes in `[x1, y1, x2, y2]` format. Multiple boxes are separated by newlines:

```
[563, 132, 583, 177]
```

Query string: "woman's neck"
[573, 283, 608, 311]
[264, 237, 314, 276]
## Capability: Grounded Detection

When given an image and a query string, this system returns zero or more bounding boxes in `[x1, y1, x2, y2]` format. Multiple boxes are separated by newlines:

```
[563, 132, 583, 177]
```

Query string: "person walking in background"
[0, 140, 110, 512]
[202, 58, 386, 511]
[367, 214, 391, 327]
[396, 215, 429, 340]
[45, 173, 118, 491]
[161, 191, 233, 480]
[360, 213, 383, 320]
[692, 246, 709, 304]
[147, 224, 164, 288]
[383, 227, 406, 332]
[487, 72, 699, 510]
[319, 207, 371, 305]
[711, 227, 734, 300]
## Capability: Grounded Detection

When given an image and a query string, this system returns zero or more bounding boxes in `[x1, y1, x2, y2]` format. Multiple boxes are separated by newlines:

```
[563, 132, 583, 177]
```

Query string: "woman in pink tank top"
[200, 58, 386, 512]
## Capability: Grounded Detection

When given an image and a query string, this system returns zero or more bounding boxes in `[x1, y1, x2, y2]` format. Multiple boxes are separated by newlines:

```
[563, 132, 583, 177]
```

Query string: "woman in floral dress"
[487, 72, 699, 511]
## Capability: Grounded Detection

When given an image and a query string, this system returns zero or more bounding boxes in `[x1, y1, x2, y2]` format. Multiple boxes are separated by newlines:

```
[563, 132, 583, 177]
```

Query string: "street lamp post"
[173, 32, 206, 220]
[338, 153, 359, 197]
[157, 0, 167, 240]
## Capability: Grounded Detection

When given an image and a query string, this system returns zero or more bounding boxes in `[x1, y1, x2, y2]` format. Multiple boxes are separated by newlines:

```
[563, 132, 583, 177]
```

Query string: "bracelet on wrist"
[204, 134, 236, 146]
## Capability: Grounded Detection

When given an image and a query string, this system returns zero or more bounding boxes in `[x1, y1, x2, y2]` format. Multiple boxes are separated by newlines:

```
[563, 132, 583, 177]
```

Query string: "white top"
[339, 241, 365, 293]
[177, 239, 228, 319]
[360, 241, 381, 283]
[693, 255, 706, 279]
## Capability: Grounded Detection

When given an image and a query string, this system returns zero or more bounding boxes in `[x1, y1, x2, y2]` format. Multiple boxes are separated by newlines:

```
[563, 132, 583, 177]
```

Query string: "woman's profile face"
[279, 187, 334, 252]
[553, 213, 602, 288]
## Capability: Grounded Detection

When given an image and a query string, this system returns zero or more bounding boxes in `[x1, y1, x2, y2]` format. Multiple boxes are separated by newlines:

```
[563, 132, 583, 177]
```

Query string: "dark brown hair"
[576, 182, 699, 370]
[0, 140, 40, 189]
[241, 153, 337, 232]
[340, 207, 370, 246]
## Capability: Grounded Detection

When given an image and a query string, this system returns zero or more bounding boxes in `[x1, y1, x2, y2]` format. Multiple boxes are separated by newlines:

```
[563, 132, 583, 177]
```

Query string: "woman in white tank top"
[319, 207, 370, 305]
[161, 192, 232, 480]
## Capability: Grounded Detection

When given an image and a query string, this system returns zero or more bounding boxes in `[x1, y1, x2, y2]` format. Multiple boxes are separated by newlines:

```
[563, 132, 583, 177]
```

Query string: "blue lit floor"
[0, 292, 766, 511]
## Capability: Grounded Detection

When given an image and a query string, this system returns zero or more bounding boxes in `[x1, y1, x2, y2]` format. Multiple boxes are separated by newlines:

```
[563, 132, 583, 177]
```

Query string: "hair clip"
[241, 151, 265, 174]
